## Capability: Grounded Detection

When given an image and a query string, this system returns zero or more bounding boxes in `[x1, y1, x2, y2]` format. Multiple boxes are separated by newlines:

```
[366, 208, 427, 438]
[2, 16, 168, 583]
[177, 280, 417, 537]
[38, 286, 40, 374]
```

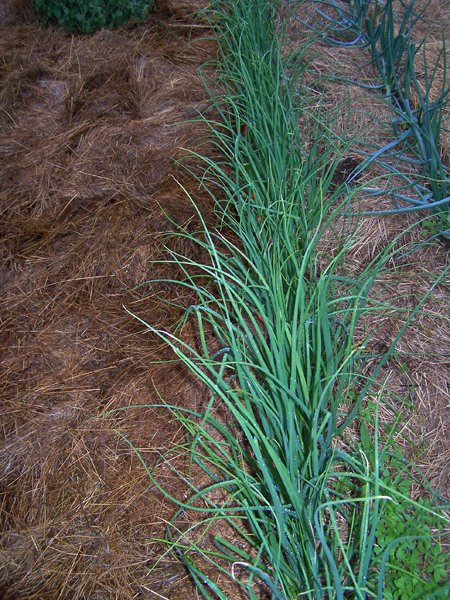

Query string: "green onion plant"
[290, 0, 449, 236]
[117, 0, 449, 597]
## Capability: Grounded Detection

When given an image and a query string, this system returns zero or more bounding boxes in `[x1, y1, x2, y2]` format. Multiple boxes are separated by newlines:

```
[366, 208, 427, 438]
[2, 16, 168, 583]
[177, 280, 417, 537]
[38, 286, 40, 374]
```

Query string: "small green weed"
[375, 478, 449, 600]
[422, 212, 450, 239]
[359, 398, 449, 599]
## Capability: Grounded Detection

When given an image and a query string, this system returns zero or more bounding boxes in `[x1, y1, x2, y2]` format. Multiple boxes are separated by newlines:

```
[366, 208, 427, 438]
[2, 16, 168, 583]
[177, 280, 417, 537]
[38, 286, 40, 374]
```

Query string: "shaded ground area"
[0, 1, 217, 597]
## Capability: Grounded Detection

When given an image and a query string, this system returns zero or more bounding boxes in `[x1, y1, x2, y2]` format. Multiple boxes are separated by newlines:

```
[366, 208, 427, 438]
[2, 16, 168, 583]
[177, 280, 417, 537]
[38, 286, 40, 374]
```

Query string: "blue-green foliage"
[294, 0, 449, 235]
[35, 0, 154, 34]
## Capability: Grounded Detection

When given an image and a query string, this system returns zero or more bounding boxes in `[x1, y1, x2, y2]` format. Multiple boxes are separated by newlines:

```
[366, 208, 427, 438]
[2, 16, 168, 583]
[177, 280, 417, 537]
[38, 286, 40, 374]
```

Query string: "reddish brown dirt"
[0, 1, 222, 598]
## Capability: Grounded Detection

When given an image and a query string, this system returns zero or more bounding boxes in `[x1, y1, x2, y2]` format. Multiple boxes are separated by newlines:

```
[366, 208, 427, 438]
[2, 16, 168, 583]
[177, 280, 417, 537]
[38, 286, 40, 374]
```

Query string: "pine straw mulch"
[0, 1, 234, 598]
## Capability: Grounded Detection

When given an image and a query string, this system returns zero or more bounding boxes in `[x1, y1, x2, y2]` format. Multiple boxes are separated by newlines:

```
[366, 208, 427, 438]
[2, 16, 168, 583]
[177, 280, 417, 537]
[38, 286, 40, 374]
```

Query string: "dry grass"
[0, 1, 223, 598]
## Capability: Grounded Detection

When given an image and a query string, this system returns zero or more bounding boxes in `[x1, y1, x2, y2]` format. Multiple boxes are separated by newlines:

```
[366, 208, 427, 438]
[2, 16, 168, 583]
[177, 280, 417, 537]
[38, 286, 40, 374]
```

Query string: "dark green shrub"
[34, 0, 154, 34]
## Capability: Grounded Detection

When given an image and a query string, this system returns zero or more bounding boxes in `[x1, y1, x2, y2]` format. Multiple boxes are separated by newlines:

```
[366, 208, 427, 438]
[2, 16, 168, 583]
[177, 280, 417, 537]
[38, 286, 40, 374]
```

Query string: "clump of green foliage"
[117, 0, 449, 596]
[34, 0, 154, 34]
[375, 479, 449, 600]
[295, 0, 449, 236]
[359, 402, 449, 599]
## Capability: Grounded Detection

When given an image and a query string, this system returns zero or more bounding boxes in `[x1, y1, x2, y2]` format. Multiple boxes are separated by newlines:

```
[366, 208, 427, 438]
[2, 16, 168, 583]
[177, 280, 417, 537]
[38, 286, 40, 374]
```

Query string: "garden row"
[125, 0, 449, 598]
